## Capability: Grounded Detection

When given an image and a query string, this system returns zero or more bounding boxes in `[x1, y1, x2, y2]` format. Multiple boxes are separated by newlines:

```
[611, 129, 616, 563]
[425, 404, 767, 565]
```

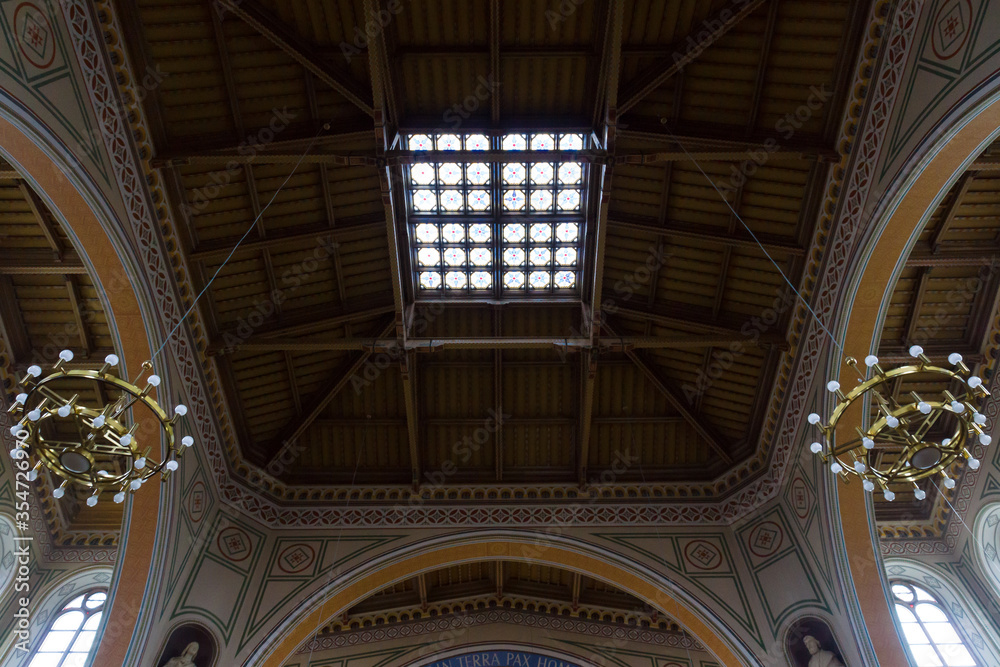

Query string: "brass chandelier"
[7, 350, 191, 506]
[807, 346, 991, 500]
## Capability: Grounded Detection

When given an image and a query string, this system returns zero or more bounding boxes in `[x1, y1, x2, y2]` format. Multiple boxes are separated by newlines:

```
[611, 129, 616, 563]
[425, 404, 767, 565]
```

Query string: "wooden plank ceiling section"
[0, 166, 123, 544]
[115, 0, 866, 494]
[875, 139, 1000, 540]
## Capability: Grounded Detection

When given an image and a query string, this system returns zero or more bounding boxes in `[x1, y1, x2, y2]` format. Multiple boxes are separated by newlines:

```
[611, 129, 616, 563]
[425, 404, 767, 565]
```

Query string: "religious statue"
[163, 642, 199, 667]
[803, 635, 845, 667]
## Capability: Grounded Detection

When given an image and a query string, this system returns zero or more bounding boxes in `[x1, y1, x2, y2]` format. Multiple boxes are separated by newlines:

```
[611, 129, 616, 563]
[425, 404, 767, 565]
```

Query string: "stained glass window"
[405, 132, 587, 295]
[28, 589, 106, 667]
[891, 581, 978, 666]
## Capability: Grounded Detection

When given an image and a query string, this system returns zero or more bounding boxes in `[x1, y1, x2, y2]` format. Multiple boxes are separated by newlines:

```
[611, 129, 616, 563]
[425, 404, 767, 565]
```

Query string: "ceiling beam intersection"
[930, 172, 976, 252]
[606, 322, 732, 464]
[263, 318, 395, 468]
[217, 0, 374, 117]
[618, 0, 768, 115]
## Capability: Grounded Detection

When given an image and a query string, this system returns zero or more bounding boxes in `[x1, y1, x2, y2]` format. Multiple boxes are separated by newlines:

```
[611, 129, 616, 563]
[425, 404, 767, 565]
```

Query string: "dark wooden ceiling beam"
[579, 0, 624, 486]
[208, 300, 396, 354]
[263, 319, 394, 467]
[745, 0, 780, 132]
[0, 250, 86, 275]
[615, 303, 787, 348]
[972, 156, 1000, 171]
[19, 182, 62, 255]
[490, 0, 501, 125]
[618, 0, 767, 115]
[216, 0, 374, 117]
[906, 247, 1000, 267]
[608, 214, 802, 256]
[189, 215, 383, 261]
[64, 278, 91, 356]
[401, 350, 420, 487]
[617, 117, 836, 161]
[608, 322, 732, 464]
[151, 123, 374, 167]
[0, 276, 30, 361]
[901, 267, 931, 346]
[929, 172, 976, 252]
[213, 332, 773, 353]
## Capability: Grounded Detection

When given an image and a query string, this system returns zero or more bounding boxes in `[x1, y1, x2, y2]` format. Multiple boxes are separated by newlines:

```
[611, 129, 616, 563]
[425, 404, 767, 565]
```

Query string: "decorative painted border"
[297, 609, 704, 654]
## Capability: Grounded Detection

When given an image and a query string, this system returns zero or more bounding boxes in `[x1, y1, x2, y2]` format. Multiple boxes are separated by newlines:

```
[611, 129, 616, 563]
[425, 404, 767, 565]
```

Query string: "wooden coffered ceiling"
[875, 139, 1000, 541]
[0, 165, 123, 545]
[311, 561, 691, 640]
[110, 0, 867, 494]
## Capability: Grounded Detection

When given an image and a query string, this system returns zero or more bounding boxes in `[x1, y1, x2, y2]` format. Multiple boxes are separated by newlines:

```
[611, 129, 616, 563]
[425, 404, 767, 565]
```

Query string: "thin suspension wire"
[934, 481, 986, 553]
[150, 123, 331, 361]
[658, 118, 846, 356]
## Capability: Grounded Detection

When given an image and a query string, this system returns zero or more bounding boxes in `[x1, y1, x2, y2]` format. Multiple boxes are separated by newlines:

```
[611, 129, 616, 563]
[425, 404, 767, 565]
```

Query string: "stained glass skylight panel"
[405, 132, 587, 295]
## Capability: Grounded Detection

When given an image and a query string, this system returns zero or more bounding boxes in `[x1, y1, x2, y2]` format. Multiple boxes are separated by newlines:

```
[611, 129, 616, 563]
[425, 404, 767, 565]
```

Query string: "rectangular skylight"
[403, 132, 588, 296]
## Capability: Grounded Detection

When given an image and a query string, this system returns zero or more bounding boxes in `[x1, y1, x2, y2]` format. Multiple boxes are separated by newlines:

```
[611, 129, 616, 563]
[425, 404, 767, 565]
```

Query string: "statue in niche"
[163, 642, 200, 667]
[804, 634, 845, 667]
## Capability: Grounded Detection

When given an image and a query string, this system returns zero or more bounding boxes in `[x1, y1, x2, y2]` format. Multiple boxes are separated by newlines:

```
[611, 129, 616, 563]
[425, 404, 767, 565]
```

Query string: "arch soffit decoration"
[973, 501, 1000, 601]
[0, 92, 172, 667]
[405, 643, 601, 667]
[828, 85, 1000, 666]
[884, 557, 1000, 663]
[249, 532, 755, 667]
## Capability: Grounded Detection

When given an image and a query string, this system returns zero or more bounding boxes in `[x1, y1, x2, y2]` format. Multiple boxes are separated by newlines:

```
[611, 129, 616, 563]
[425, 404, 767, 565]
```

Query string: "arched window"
[27, 589, 106, 667]
[891, 580, 977, 666]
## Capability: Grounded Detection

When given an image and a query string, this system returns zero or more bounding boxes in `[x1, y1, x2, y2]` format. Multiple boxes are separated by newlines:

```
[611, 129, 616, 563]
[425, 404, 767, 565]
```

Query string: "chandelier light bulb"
[943, 476, 956, 489]
[886, 416, 899, 428]
[830, 462, 843, 474]
[883, 490, 895, 501]
[968, 376, 983, 389]
[92, 415, 105, 428]
[27, 467, 38, 482]
[59, 349, 74, 362]
[917, 401, 931, 414]
[120, 434, 133, 446]
[807, 413, 821, 425]
[908, 345, 924, 357]
[980, 434, 992, 446]
[950, 400, 965, 413]
[15, 393, 27, 404]
[57, 405, 71, 418]
[826, 381, 840, 392]
[27, 409, 41, 421]
[9, 447, 25, 459]
[147, 374, 161, 387]
[969, 457, 981, 470]
[9, 424, 23, 436]
[949, 353, 963, 365]
[854, 461, 866, 473]
[174, 404, 188, 416]
[810, 442, 824, 454]
[105, 353, 119, 366]
[863, 479, 875, 492]
[974, 412, 987, 425]
[182, 436, 194, 447]
[133, 457, 146, 470]
[166, 459, 179, 471]
[114, 491, 126, 503]
[862, 437, 875, 449]
[52, 484, 66, 499]
[914, 488, 927, 500]
[85, 493, 98, 507]
[26, 365, 41, 377]
[864, 355, 879, 367]
[130, 478, 142, 491]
